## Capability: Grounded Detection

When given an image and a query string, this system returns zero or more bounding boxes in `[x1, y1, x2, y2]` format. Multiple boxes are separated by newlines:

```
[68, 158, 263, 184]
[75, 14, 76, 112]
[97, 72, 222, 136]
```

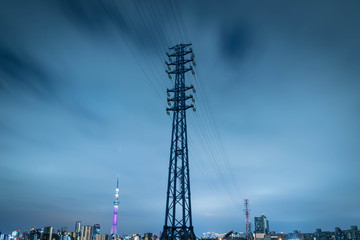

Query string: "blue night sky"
[1, 0, 360, 236]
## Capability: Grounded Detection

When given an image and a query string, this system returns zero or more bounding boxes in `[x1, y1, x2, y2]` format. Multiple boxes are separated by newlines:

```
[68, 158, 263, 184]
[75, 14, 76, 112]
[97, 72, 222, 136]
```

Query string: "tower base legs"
[161, 226, 196, 240]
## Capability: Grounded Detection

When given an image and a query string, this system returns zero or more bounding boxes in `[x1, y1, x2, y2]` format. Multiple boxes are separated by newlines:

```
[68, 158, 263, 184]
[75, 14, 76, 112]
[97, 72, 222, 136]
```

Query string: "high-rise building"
[43, 227, 53, 240]
[254, 215, 269, 234]
[0, 233, 8, 240]
[81, 226, 93, 240]
[11, 231, 20, 240]
[144, 233, 153, 240]
[75, 221, 82, 240]
[335, 227, 346, 240]
[29, 228, 37, 240]
[93, 225, 100, 240]
[23, 231, 30, 240]
[350, 226, 359, 239]
[75, 222, 81, 234]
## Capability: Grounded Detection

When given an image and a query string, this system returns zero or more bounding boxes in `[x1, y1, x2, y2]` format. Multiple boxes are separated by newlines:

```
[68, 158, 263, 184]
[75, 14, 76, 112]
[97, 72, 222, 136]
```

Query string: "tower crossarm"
[167, 95, 194, 102]
[166, 59, 194, 66]
[166, 104, 195, 112]
[166, 66, 193, 75]
[167, 51, 192, 57]
[167, 85, 195, 93]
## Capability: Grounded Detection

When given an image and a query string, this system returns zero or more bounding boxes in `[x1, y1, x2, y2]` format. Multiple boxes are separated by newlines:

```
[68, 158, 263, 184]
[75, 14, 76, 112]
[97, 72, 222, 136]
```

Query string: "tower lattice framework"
[161, 43, 196, 240]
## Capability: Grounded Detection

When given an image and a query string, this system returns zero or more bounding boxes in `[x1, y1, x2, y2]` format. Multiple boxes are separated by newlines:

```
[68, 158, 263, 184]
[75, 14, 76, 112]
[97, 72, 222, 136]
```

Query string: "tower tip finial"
[116, 174, 119, 188]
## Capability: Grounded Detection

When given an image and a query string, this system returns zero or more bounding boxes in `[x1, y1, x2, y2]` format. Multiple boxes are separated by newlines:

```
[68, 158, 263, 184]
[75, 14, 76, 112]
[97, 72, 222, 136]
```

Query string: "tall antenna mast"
[161, 43, 197, 240]
[244, 199, 252, 240]
[111, 175, 119, 236]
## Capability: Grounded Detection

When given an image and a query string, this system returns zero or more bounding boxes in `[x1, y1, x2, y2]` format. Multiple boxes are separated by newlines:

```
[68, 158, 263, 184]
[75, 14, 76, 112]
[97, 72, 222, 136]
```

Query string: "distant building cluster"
[0, 222, 108, 240]
[1, 217, 359, 240]
[250, 215, 360, 240]
[201, 232, 227, 239]
[201, 231, 247, 240]
[0, 222, 161, 240]
[200, 215, 359, 240]
[253, 227, 360, 240]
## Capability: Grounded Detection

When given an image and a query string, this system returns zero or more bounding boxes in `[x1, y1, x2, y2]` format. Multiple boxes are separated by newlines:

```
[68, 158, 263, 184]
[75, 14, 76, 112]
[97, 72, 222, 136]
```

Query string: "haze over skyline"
[1, 0, 360, 236]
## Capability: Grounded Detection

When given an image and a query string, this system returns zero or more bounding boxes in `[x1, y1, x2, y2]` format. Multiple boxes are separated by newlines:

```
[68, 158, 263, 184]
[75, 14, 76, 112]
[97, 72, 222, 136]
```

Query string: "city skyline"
[2, 225, 359, 240]
[2, 219, 359, 237]
[1, 0, 360, 236]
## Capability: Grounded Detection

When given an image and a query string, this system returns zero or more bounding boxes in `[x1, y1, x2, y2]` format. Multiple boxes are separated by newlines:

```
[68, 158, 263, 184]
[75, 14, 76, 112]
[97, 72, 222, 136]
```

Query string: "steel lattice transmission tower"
[244, 199, 252, 240]
[161, 43, 197, 240]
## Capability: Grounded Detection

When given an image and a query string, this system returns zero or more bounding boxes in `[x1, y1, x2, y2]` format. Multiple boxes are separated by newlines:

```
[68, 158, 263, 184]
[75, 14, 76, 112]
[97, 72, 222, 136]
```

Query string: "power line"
[100, 0, 243, 207]
[112, 0, 169, 93]
[97, 0, 166, 109]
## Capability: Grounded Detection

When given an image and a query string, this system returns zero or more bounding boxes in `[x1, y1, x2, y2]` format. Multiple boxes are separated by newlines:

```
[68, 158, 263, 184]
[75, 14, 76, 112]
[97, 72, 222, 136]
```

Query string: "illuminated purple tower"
[111, 175, 119, 235]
